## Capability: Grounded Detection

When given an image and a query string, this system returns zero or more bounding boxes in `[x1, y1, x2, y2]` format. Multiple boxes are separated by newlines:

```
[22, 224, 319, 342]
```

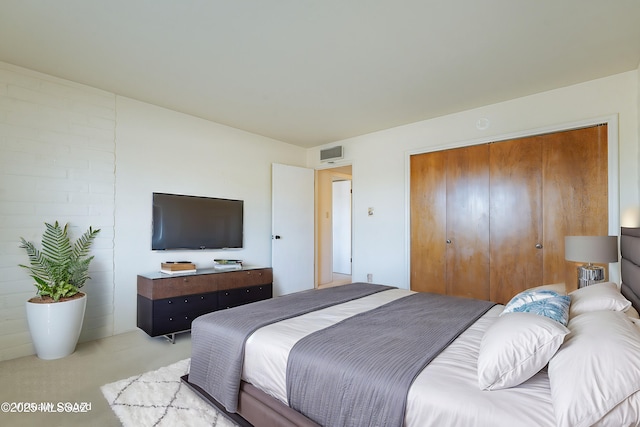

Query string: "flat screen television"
[152, 192, 243, 250]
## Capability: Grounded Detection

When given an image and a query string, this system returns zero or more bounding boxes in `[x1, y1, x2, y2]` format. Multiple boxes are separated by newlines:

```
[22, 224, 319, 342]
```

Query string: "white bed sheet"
[242, 289, 556, 427]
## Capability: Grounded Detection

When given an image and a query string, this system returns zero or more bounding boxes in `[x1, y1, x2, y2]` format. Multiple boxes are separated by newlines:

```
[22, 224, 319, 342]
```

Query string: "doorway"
[316, 165, 353, 288]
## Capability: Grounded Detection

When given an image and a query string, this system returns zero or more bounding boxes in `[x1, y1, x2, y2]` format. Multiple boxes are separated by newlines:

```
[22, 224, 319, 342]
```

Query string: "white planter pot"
[25, 293, 87, 360]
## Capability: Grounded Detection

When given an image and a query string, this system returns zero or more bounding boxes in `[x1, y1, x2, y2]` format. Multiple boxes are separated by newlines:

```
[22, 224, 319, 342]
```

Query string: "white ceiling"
[1, 1, 639, 148]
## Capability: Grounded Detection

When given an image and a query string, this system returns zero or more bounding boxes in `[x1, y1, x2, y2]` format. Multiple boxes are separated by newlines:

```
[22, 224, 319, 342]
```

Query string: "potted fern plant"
[19, 221, 100, 360]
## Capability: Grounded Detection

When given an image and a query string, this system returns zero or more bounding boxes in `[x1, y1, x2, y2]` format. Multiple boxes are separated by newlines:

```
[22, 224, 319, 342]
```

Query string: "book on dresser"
[160, 262, 196, 274]
[213, 259, 243, 270]
[160, 268, 197, 274]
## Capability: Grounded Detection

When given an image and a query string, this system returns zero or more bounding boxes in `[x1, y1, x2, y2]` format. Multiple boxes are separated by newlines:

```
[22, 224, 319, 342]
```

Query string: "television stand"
[137, 266, 273, 341]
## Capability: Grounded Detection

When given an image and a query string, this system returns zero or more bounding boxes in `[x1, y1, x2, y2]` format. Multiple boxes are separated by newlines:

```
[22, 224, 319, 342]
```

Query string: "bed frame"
[181, 375, 318, 427]
[183, 227, 640, 427]
[620, 227, 640, 311]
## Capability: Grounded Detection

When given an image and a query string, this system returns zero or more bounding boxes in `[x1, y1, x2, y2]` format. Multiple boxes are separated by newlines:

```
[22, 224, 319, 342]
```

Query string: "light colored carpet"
[101, 358, 237, 427]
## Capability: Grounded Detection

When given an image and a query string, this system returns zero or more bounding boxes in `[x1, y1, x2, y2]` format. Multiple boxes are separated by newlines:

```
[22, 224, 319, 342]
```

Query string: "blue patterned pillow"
[513, 295, 571, 326]
[502, 289, 560, 315]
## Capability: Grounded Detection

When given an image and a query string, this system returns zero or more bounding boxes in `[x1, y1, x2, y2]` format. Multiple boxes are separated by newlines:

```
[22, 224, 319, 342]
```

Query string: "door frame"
[405, 114, 620, 285]
[315, 164, 353, 287]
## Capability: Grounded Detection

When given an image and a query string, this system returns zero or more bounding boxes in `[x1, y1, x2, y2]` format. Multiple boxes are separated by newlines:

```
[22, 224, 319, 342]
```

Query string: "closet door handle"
[535, 243, 543, 249]
[446, 239, 452, 244]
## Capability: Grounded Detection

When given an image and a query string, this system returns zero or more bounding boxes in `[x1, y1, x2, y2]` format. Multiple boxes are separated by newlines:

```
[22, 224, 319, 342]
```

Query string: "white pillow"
[478, 312, 569, 390]
[548, 310, 640, 427]
[569, 281, 631, 318]
[592, 390, 640, 427]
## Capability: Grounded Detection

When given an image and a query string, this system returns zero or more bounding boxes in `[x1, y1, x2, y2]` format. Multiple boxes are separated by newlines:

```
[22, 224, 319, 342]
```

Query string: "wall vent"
[320, 146, 343, 162]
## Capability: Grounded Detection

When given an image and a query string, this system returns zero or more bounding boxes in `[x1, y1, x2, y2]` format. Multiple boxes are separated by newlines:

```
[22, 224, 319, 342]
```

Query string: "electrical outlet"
[367, 273, 373, 283]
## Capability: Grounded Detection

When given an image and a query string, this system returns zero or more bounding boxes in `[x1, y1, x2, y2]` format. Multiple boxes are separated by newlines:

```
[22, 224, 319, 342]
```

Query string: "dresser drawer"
[248, 284, 272, 303]
[152, 312, 196, 336]
[216, 269, 273, 290]
[153, 292, 216, 316]
[138, 274, 219, 299]
[139, 292, 217, 336]
[218, 284, 272, 309]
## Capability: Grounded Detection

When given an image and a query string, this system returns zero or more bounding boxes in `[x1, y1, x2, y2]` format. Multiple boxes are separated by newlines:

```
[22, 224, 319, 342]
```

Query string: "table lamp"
[564, 235, 618, 288]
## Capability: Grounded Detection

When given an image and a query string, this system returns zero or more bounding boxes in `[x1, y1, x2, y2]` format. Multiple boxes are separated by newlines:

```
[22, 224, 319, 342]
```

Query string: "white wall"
[0, 62, 116, 360]
[307, 70, 640, 290]
[113, 97, 306, 333]
[0, 61, 307, 361]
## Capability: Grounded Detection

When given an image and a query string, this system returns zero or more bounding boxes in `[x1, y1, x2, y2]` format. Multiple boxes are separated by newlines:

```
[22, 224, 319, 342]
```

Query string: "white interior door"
[272, 163, 315, 296]
[332, 180, 352, 274]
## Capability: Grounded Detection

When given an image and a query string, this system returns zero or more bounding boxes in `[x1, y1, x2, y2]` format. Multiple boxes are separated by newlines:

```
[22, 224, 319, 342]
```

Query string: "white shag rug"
[101, 358, 238, 427]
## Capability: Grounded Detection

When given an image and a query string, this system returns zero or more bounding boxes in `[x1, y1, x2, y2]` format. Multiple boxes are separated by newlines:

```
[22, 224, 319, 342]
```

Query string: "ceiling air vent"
[320, 146, 343, 162]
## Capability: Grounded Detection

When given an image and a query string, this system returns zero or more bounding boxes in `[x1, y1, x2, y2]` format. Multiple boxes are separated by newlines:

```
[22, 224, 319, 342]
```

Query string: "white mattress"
[242, 288, 556, 427]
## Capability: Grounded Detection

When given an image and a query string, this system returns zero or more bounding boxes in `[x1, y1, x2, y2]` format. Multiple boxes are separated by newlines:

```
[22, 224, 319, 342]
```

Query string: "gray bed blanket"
[189, 282, 395, 412]
[286, 292, 495, 427]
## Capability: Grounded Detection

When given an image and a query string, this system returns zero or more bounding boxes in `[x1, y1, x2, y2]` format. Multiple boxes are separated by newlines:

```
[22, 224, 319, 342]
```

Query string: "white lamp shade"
[564, 235, 619, 263]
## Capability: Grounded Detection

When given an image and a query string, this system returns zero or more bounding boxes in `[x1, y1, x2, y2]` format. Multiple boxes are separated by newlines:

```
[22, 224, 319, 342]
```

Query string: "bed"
[184, 227, 640, 427]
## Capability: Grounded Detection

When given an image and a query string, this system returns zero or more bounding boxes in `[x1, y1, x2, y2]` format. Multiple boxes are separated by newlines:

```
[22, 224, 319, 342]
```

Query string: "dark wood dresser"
[137, 266, 273, 342]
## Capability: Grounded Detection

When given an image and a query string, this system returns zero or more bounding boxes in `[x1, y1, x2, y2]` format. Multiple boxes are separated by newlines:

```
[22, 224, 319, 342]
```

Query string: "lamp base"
[577, 264, 605, 288]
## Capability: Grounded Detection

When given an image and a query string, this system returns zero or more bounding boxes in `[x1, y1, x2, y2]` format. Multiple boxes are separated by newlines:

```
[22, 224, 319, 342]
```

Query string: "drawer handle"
[246, 289, 250, 293]
[184, 299, 188, 303]
[169, 317, 173, 321]
[168, 300, 172, 304]
[200, 296, 204, 300]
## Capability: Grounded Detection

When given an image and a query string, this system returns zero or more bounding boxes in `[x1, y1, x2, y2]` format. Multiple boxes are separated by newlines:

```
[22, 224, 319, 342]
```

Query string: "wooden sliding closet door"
[409, 145, 490, 300]
[489, 137, 543, 304]
[446, 145, 490, 300]
[542, 125, 609, 290]
[410, 150, 447, 294]
[410, 124, 608, 301]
